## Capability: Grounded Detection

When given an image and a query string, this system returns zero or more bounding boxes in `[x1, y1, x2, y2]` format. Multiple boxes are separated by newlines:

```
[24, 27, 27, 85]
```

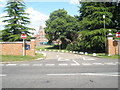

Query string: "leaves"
[2, 0, 34, 41]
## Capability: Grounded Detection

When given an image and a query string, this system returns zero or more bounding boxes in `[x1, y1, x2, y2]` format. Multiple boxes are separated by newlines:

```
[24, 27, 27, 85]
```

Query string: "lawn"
[1, 53, 43, 62]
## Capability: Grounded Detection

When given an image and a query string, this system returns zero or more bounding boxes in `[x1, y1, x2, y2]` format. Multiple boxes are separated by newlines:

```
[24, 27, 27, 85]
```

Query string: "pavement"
[1, 51, 119, 88]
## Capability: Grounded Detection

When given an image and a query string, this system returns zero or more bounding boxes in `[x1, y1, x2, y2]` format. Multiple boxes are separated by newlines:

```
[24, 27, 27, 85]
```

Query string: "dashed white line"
[83, 57, 95, 61]
[6, 64, 17, 66]
[32, 64, 42, 66]
[71, 64, 80, 66]
[45, 64, 55, 66]
[19, 64, 30, 66]
[65, 59, 70, 61]
[104, 63, 117, 65]
[59, 64, 68, 66]
[0, 74, 6, 77]
[82, 63, 92, 66]
[93, 63, 104, 65]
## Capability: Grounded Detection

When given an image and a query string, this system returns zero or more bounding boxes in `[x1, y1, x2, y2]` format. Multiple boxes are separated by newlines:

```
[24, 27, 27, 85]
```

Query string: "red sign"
[21, 34, 27, 39]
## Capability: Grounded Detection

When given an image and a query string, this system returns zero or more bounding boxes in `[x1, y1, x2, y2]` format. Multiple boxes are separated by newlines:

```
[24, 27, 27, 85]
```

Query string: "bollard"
[93, 53, 96, 56]
[85, 52, 88, 55]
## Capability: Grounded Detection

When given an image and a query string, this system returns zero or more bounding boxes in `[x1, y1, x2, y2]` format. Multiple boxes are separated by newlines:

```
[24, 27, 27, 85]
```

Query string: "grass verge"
[88, 53, 119, 59]
[1, 53, 43, 62]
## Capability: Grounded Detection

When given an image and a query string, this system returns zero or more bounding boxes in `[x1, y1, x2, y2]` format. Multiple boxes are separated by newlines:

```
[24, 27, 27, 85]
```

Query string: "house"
[35, 26, 48, 46]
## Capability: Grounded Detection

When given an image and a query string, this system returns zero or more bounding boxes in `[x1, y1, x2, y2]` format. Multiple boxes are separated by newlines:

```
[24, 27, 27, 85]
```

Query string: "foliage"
[1, 0, 34, 41]
[75, 2, 119, 53]
[44, 2, 120, 53]
[45, 9, 78, 49]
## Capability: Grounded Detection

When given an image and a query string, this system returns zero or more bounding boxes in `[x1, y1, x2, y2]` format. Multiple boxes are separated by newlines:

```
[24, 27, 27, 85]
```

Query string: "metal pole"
[23, 39, 25, 56]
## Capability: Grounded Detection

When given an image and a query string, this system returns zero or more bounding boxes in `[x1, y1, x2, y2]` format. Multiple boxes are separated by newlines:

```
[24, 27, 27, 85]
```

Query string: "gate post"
[107, 32, 113, 56]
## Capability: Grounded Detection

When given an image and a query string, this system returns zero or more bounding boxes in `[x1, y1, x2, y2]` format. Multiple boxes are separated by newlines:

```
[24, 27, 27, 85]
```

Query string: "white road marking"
[59, 64, 68, 66]
[71, 64, 80, 66]
[45, 64, 55, 66]
[82, 57, 95, 61]
[47, 73, 120, 77]
[58, 57, 61, 61]
[72, 60, 80, 65]
[6, 64, 17, 66]
[105, 63, 117, 65]
[19, 64, 30, 66]
[56, 55, 59, 57]
[0, 74, 6, 77]
[65, 59, 70, 61]
[82, 63, 92, 66]
[93, 63, 104, 65]
[32, 64, 42, 66]
[0, 64, 4, 66]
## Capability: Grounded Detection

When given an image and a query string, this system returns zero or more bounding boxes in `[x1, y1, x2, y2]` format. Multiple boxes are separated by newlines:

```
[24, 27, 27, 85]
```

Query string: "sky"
[0, 0, 80, 34]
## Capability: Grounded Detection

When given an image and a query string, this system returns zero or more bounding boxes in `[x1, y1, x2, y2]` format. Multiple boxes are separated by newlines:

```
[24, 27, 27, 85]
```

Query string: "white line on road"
[6, 64, 17, 66]
[71, 64, 80, 66]
[0, 74, 6, 77]
[58, 57, 61, 61]
[45, 64, 55, 66]
[82, 63, 92, 66]
[82, 57, 95, 61]
[93, 63, 104, 65]
[104, 63, 117, 65]
[65, 59, 70, 61]
[32, 64, 42, 66]
[19, 64, 30, 66]
[47, 73, 120, 77]
[59, 64, 68, 66]
[72, 60, 80, 65]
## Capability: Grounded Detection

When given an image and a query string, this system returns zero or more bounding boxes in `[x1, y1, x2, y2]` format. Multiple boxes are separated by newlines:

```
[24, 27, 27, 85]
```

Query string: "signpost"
[116, 31, 120, 55]
[21, 34, 27, 56]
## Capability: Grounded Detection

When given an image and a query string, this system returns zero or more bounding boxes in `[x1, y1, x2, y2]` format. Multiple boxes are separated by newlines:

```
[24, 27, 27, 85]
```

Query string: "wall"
[107, 36, 118, 55]
[0, 39, 35, 56]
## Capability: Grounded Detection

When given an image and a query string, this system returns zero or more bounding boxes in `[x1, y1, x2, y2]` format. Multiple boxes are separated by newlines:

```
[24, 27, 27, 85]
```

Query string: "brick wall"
[107, 36, 118, 55]
[0, 39, 35, 56]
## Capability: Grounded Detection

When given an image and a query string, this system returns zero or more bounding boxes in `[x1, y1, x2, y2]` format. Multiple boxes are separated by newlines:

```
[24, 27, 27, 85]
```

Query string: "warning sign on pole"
[21, 34, 27, 39]
[116, 32, 120, 38]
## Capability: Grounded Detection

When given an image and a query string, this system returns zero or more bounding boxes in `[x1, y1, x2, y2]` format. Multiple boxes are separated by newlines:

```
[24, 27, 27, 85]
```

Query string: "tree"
[76, 2, 117, 53]
[45, 9, 78, 49]
[1, 0, 34, 41]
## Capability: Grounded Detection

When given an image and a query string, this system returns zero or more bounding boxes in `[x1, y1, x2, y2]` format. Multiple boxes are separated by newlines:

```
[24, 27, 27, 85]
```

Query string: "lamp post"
[103, 15, 106, 55]
[58, 32, 61, 50]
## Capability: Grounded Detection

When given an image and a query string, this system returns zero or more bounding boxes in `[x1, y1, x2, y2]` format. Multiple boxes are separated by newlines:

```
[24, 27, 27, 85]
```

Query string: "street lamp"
[58, 32, 61, 50]
[103, 15, 106, 55]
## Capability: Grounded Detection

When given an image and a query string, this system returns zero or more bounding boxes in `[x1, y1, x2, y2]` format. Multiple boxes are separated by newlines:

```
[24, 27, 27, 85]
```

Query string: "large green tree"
[76, 2, 118, 53]
[45, 9, 78, 49]
[1, 0, 34, 41]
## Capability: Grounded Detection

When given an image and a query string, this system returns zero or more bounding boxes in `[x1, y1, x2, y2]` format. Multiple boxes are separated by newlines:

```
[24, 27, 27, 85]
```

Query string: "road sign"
[21, 34, 27, 39]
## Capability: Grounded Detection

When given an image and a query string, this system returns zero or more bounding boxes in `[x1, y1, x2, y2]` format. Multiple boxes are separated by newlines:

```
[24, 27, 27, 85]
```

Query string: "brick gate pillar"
[107, 32, 113, 56]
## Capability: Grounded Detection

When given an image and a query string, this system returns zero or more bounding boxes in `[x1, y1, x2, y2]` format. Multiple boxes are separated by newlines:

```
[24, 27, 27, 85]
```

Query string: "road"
[1, 51, 119, 88]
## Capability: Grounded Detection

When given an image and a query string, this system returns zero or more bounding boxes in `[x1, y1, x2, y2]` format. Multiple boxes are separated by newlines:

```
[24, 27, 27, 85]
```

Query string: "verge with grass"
[88, 53, 119, 59]
[1, 53, 44, 62]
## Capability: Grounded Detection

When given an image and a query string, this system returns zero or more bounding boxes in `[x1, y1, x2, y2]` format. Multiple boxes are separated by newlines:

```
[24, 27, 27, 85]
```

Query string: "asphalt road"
[1, 51, 119, 88]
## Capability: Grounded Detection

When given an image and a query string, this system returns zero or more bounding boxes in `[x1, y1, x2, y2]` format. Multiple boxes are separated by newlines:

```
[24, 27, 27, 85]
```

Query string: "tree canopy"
[45, 9, 78, 49]
[1, 0, 34, 41]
